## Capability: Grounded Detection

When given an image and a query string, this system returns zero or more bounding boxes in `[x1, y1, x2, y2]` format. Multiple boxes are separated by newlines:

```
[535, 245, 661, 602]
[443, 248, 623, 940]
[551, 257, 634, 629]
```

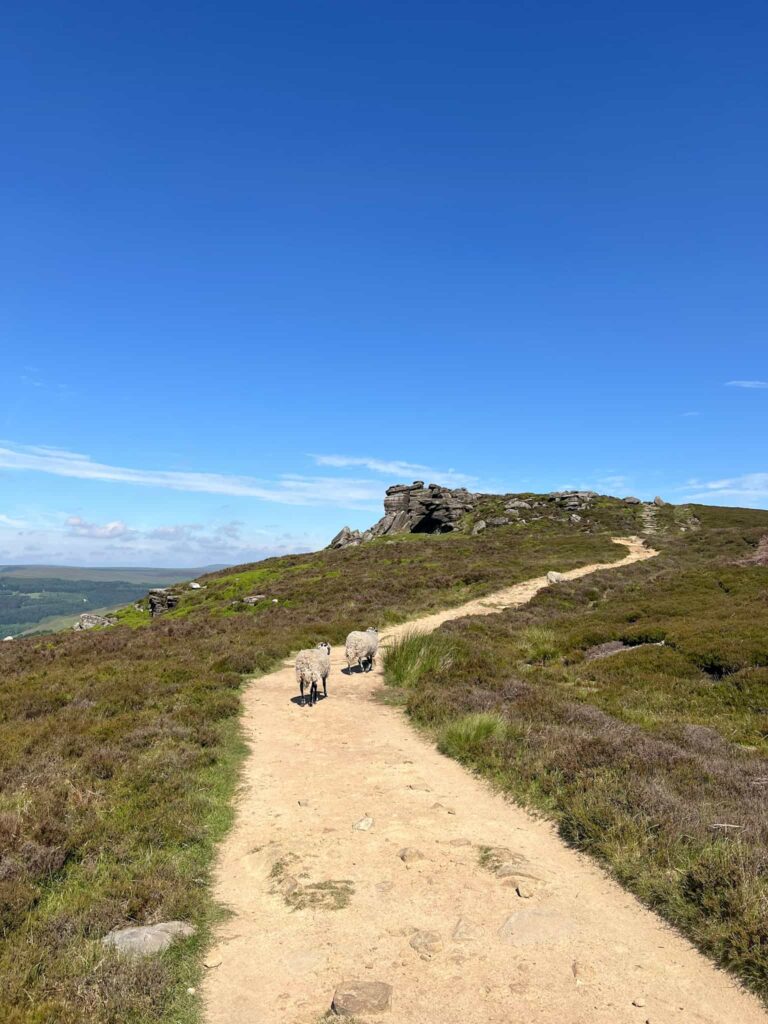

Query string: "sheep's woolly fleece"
[345, 628, 379, 670]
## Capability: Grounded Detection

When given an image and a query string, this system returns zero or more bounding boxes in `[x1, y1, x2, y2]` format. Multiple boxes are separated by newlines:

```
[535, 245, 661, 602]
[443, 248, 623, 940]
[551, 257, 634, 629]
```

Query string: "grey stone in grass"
[102, 921, 196, 957]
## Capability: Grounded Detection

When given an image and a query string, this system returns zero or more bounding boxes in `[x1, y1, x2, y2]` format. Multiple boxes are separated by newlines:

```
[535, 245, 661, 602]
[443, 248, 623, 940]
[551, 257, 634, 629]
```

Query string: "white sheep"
[345, 627, 379, 673]
[295, 641, 331, 706]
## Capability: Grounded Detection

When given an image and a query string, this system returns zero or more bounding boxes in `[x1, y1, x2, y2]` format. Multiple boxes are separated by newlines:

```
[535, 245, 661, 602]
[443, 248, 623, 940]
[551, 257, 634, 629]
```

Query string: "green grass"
[384, 507, 768, 1002]
[0, 507, 628, 1024]
[383, 629, 458, 688]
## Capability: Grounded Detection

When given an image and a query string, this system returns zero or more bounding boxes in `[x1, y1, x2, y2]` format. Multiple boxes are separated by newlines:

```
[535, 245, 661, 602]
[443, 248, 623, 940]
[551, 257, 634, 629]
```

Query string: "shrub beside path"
[203, 537, 767, 1024]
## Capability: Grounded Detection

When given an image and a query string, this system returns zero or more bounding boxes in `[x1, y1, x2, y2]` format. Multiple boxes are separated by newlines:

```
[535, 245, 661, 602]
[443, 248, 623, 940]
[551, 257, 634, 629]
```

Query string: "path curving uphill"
[203, 537, 767, 1024]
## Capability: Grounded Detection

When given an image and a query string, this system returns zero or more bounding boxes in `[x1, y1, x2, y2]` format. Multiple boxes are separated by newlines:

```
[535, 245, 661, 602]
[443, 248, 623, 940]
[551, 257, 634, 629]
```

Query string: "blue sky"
[1, 1, 766, 566]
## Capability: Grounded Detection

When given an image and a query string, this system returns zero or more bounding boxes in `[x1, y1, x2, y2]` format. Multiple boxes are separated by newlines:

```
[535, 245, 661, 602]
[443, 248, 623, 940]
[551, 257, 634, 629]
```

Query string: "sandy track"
[203, 537, 767, 1024]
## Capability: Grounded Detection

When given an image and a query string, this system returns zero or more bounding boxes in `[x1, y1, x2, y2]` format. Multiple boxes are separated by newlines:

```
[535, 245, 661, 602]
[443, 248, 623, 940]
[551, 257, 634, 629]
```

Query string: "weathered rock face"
[331, 482, 476, 548]
[375, 481, 476, 537]
[147, 589, 179, 616]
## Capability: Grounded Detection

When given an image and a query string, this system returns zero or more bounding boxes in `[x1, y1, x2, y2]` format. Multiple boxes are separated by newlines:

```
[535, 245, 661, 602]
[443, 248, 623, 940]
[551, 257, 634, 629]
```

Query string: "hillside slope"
[0, 492, 767, 1022]
[0, 565, 218, 637]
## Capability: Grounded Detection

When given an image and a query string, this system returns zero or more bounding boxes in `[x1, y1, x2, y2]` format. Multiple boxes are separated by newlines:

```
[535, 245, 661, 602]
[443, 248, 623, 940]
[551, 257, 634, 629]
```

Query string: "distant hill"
[0, 564, 226, 583]
[0, 564, 226, 636]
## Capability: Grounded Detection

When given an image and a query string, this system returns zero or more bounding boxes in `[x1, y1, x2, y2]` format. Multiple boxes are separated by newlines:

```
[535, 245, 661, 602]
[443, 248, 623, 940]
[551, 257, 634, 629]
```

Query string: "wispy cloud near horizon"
[0, 512, 323, 568]
[0, 442, 388, 509]
[310, 454, 476, 487]
[682, 472, 768, 505]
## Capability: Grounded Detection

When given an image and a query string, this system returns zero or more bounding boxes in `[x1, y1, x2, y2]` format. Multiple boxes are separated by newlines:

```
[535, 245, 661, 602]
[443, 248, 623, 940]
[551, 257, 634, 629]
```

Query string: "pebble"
[398, 847, 425, 863]
[452, 917, 482, 943]
[409, 929, 443, 955]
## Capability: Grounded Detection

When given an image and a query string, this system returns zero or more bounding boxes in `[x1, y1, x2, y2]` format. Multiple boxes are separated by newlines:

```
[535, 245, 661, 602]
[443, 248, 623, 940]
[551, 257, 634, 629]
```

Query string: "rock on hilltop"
[328, 481, 661, 549]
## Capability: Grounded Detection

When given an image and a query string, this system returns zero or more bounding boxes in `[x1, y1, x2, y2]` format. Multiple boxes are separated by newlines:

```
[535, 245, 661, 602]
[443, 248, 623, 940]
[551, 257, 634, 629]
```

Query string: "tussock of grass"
[383, 630, 458, 688]
[438, 713, 507, 762]
[517, 625, 560, 664]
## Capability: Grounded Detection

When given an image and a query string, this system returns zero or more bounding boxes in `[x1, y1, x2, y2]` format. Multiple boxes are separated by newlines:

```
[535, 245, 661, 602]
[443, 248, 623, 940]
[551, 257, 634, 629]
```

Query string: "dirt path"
[203, 537, 767, 1024]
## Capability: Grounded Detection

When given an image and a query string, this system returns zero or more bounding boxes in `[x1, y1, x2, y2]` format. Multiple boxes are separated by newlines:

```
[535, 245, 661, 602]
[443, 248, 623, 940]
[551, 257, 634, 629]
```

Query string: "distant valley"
[0, 564, 225, 636]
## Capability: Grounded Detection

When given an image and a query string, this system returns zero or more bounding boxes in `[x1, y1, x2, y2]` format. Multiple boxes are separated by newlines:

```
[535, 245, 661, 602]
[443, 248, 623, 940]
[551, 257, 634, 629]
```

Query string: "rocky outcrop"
[332, 481, 476, 548]
[327, 482, 666, 549]
[148, 589, 179, 616]
[374, 481, 476, 536]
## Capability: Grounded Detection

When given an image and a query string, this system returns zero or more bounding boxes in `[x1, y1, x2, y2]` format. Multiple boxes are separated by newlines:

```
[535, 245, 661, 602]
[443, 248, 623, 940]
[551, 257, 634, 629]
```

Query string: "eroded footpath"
[204, 537, 768, 1024]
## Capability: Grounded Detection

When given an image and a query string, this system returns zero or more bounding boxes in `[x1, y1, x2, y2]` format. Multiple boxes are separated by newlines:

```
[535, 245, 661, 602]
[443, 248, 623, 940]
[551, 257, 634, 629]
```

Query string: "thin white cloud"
[0, 513, 28, 528]
[311, 454, 476, 487]
[682, 473, 768, 505]
[65, 516, 136, 540]
[725, 380, 768, 389]
[556, 474, 631, 494]
[0, 442, 383, 508]
[0, 514, 325, 567]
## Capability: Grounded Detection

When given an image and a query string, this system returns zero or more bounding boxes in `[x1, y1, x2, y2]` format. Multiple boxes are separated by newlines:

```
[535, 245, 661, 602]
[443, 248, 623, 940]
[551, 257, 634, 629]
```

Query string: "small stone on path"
[452, 917, 482, 943]
[332, 979, 393, 1016]
[409, 929, 443, 955]
[398, 847, 425, 863]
